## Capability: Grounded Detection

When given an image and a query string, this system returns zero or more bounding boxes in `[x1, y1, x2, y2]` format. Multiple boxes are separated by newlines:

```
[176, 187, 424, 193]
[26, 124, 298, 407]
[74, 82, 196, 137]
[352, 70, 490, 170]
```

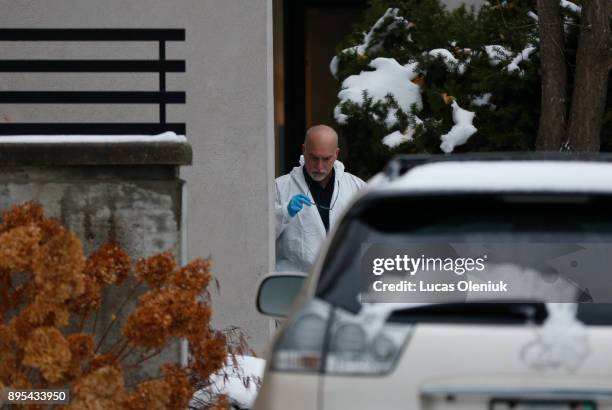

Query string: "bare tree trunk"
[536, 0, 568, 151]
[567, 0, 612, 152]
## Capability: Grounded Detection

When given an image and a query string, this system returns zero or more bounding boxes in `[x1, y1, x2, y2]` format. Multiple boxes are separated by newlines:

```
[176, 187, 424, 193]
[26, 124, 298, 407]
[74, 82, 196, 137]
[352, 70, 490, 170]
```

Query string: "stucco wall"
[0, 0, 274, 353]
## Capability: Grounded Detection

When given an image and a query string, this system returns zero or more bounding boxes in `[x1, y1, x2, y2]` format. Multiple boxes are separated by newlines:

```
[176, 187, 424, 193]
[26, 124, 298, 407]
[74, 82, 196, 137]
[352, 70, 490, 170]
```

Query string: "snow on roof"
[0, 131, 186, 144]
[378, 161, 612, 193]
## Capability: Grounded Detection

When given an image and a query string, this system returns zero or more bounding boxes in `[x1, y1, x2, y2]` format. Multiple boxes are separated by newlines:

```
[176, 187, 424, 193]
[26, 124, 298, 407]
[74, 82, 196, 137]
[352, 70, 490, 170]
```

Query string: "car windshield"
[315, 193, 612, 324]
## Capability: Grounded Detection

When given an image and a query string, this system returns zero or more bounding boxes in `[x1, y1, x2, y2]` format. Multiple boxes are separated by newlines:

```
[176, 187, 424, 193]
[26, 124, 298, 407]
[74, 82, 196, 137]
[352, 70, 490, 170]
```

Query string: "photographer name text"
[372, 280, 509, 293]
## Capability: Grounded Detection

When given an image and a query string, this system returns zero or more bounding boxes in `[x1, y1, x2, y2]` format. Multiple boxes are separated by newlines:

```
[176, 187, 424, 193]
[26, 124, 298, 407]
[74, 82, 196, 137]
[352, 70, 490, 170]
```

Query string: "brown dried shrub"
[0, 202, 254, 409]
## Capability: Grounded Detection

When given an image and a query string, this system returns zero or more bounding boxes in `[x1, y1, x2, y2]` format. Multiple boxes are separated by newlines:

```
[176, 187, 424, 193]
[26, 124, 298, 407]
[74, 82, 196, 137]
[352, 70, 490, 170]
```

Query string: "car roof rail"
[383, 152, 612, 181]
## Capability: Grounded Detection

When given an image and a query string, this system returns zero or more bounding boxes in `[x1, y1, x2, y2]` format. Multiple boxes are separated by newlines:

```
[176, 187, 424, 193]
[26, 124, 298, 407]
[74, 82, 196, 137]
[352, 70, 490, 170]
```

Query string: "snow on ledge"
[0, 131, 187, 144]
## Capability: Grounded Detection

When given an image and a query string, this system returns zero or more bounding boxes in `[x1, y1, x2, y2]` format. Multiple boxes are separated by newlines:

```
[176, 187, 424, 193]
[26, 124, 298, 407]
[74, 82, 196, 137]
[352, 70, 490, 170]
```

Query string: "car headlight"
[270, 299, 413, 375]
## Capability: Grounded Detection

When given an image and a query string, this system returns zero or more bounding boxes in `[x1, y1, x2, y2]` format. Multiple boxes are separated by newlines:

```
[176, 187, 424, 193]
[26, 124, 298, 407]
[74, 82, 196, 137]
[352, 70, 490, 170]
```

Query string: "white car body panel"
[322, 325, 612, 409]
[256, 325, 612, 409]
[253, 371, 319, 410]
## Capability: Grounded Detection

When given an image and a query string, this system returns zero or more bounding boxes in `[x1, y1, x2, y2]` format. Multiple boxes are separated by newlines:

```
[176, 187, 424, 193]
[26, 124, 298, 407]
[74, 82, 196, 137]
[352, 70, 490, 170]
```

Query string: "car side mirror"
[256, 273, 306, 317]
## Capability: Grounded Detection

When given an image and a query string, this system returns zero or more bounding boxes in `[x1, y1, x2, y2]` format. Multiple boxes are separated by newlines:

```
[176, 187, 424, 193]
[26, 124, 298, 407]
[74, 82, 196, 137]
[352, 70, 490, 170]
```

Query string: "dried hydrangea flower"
[68, 279, 102, 316]
[65, 333, 95, 379]
[23, 327, 72, 383]
[0, 201, 45, 232]
[0, 224, 41, 272]
[32, 230, 85, 282]
[11, 371, 31, 391]
[0, 324, 19, 384]
[85, 242, 131, 286]
[123, 295, 173, 350]
[161, 363, 194, 410]
[169, 257, 213, 296]
[124, 287, 211, 349]
[122, 378, 172, 410]
[12, 298, 70, 341]
[190, 331, 228, 379]
[135, 252, 176, 288]
[68, 365, 125, 410]
[87, 353, 120, 375]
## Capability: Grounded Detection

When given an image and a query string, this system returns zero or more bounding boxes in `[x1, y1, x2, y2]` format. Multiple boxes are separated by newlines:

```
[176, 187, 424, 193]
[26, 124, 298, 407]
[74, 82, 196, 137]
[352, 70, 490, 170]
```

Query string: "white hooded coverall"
[275, 158, 365, 273]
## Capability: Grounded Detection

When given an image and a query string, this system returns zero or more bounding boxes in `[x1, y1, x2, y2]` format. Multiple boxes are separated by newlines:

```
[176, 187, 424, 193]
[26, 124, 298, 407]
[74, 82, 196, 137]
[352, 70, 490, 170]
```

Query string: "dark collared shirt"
[303, 167, 335, 232]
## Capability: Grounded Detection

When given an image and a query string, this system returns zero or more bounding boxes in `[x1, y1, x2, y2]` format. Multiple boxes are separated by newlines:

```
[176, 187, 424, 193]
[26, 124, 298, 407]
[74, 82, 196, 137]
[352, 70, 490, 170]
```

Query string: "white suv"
[255, 154, 612, 410]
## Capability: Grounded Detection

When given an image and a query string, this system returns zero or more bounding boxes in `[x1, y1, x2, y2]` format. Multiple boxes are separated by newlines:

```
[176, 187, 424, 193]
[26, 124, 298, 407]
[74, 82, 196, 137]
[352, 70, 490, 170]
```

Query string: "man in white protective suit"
[275, 125, 365, 273]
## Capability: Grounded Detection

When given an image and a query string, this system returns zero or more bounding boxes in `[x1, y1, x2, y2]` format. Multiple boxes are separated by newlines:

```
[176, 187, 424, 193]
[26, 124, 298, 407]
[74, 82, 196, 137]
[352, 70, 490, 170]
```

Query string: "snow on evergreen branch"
[330, 8, 412, 78]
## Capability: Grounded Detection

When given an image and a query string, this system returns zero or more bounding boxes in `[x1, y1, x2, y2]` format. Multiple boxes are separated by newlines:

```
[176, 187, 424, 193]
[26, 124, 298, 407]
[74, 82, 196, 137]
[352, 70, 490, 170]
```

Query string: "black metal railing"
[0, 28, 186, 135]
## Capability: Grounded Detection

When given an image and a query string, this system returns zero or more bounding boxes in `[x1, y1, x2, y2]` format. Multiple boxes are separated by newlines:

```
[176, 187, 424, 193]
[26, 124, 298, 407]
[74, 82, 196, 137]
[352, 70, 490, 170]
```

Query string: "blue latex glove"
[287, 194, 312, 217]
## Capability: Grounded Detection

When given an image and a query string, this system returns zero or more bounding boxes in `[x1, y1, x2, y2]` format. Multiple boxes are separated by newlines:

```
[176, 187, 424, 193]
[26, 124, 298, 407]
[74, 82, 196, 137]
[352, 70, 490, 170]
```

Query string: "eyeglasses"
[306, 179, 339, 211]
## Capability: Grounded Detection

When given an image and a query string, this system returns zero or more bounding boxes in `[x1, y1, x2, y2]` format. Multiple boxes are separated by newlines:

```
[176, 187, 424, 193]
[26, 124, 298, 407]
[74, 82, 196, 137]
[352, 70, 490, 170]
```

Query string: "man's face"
[302, 132, 339, 182]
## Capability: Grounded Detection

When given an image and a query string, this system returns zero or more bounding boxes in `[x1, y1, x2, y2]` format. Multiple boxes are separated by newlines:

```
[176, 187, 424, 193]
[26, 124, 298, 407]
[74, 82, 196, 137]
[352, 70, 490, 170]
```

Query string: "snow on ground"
[439, 100, 477, 153]
[197, 355, 265, 409]
[335, 58, 422, 127]
[0, 131, 186, 144]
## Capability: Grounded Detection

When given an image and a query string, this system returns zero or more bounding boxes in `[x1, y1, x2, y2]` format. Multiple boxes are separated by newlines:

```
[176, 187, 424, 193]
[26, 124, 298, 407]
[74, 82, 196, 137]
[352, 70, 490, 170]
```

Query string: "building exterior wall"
[0, 0, 274, 353]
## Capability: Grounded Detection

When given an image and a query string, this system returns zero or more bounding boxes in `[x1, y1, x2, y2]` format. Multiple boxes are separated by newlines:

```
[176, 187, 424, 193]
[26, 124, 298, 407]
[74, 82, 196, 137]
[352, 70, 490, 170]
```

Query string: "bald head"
[304, 125, 338, 148]
[302, 125, 339, 185]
